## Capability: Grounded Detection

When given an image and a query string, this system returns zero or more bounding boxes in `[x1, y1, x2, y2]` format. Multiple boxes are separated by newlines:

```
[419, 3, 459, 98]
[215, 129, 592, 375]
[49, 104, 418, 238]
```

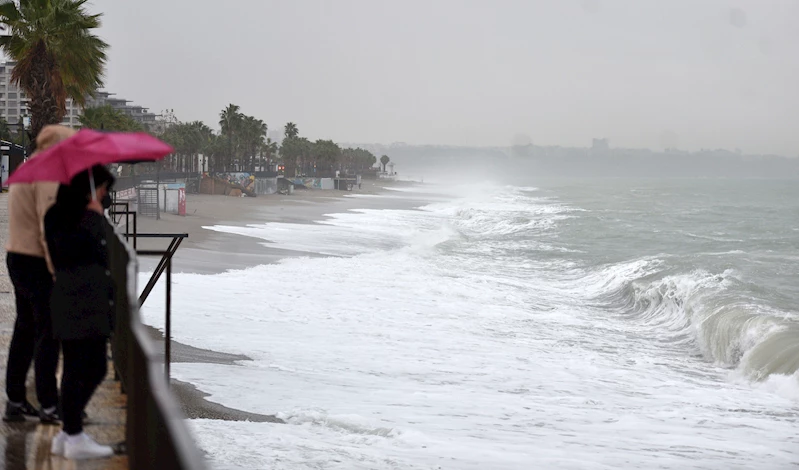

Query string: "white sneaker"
[50, 430, 67, 456]
[63, 432, 114, 460]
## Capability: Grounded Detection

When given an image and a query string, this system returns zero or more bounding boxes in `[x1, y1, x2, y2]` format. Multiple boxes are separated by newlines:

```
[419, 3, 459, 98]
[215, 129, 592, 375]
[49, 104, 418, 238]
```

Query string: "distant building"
[592, 138, 610, 152]
[84, 90, 160, 131]
[0, 62, 79, 126]
[0, 61, 163, 131]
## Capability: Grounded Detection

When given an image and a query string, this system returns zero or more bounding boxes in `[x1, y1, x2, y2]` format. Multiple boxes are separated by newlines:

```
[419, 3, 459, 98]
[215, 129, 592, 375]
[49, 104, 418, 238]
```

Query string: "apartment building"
[0, 61, 161, 130]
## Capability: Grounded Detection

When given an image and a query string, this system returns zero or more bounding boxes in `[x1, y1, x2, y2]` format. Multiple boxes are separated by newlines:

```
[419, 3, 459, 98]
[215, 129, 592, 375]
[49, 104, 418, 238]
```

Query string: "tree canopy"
[342, 147, 378, 171]
[284, 122, 298, 139]
[158, 104, 382, 177]
[79, 105, 143, 132]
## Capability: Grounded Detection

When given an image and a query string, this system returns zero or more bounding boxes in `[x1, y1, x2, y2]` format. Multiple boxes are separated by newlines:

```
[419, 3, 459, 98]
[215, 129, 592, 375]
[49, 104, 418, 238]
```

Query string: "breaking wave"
[585, 260, 799, 380]
[171, 179, 799, 468]
[436, 184, 799, 385]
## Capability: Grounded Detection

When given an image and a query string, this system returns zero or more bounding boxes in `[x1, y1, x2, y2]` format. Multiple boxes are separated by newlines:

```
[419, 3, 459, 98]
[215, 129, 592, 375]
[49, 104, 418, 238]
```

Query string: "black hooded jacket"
[44, 203, 114, 341]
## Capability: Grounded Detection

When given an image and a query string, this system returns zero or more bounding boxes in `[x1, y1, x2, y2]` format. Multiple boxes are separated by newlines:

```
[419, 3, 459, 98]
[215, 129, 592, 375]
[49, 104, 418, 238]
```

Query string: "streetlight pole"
[21, 113, 28, 158]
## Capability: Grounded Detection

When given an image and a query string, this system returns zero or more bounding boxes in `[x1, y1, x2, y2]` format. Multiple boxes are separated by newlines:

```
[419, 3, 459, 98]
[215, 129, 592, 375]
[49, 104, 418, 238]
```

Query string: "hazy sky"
[89, 0, 799, 155]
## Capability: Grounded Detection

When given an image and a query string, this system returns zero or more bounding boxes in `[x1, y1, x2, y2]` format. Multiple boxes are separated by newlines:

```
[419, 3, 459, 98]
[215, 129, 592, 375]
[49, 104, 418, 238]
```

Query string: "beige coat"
[6, 182, 58, 271]
[5, 125, 77, 273]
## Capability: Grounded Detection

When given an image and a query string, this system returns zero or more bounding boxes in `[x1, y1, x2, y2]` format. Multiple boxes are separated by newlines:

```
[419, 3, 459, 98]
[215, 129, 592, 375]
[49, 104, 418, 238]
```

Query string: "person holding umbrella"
[45, 164, 116, 460]
[3, 125, 76, 424]
[7, 128, 173, 460]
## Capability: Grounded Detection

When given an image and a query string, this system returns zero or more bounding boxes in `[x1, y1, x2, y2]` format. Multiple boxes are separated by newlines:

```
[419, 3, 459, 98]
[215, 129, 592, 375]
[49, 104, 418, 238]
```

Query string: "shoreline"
[133, 179, 427, 423]
[133, 179, 427, 274]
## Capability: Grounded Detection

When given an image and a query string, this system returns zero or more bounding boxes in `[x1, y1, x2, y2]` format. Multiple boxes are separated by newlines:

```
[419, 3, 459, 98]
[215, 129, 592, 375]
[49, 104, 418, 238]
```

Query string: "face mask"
[101, 193, 112, 210]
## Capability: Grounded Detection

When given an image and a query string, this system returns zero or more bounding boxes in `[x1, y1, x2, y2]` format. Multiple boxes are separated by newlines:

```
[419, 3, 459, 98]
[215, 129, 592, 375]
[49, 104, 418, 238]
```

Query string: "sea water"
[141, 178, 799, 469]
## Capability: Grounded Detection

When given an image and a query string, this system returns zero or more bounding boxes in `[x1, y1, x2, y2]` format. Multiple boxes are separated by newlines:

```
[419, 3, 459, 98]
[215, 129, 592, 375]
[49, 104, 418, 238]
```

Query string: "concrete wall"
[199, 176, 227, 195]
[290, 177, 334, 190]
[158, 183, 184, 214]
[255, 177, 278, 195]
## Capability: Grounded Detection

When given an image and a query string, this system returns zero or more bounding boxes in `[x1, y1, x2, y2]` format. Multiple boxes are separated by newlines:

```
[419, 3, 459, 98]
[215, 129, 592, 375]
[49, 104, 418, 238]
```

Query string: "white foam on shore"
[140, 185, 799, 469]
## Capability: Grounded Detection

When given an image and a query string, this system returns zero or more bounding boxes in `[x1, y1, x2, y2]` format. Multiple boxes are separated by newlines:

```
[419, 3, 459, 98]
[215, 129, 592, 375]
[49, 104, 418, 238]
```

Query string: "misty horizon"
[340, 140, 799, 158]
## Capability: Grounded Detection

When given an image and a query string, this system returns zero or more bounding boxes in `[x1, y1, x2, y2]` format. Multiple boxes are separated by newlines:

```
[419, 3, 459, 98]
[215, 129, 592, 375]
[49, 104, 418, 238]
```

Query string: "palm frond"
[0, 2, 22, 24]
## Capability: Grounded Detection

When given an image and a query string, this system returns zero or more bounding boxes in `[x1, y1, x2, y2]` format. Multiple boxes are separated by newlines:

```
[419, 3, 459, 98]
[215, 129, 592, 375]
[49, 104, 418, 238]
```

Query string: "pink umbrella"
[7, 129, 173, 185]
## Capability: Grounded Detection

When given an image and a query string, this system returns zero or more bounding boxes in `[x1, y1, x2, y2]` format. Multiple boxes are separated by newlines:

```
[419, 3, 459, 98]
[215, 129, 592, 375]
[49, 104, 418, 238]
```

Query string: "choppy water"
[143, 178, 799, 469]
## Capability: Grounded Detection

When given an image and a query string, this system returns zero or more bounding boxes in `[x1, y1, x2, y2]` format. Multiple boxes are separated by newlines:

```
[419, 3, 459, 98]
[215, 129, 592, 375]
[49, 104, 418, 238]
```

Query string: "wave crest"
[588, 262, 799, 380]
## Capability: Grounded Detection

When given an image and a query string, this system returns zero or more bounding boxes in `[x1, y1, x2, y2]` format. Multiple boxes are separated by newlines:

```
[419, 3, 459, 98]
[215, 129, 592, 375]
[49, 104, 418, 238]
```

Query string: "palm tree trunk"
[227, 134, 233, 173]
[24, 41, 65, 144]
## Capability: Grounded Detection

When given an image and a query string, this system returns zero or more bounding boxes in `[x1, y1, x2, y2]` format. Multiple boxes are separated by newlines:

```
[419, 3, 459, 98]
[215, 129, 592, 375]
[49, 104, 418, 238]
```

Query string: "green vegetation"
[0, 0, 108, 140]
[380, 154, 390, 172]
[0, 117, 15, 142]
[284, 122, 298, 139]
[159, 104, 382, 177]
[342, 148, 377, 172]
[160, 121, 214, 172]
[79, 105, 143, 132]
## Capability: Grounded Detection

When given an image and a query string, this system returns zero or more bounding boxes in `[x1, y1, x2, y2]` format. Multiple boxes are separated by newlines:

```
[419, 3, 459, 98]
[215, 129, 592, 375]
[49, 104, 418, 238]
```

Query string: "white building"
[0, 61, 164, 131]
[85, 90, 160, 130]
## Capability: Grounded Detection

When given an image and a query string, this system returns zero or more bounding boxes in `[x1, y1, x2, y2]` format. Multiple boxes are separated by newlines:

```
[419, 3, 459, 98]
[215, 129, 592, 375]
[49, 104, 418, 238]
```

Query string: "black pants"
[60, 338, 107, 435]
[5, 253, 59, 409]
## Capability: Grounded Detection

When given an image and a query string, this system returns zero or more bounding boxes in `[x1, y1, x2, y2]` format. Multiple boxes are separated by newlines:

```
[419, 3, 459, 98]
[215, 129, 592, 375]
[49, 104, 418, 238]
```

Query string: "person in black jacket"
[44, 165, 115, 461]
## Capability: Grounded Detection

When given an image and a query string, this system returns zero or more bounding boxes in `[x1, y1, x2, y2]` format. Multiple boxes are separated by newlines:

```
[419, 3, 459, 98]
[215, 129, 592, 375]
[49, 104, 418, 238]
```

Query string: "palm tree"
[239, 115, 266, 172]
[380, 155, 390, 172]
[0, 0, 108, 141]
[279, 136, 310, 178]
[161, 121, 219, 173]
[79, 105, 142, 131]
[312, 139, 341, 175]
[260, 138, 279, 170]
[284, 122, 298, 139]
[187, 121, 213, 173]
[219, 104, 241, 171]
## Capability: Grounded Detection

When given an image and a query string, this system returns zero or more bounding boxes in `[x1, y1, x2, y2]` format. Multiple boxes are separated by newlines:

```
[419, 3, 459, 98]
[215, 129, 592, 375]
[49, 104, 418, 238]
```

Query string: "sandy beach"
[128, 179, 426, 423]
[132, 179, 424, 274]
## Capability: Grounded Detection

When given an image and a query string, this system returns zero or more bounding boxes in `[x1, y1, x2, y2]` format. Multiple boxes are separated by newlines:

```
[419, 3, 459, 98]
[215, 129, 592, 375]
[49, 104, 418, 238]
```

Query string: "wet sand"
[129, 179, 426, 423]
[131, 180, 420, 274]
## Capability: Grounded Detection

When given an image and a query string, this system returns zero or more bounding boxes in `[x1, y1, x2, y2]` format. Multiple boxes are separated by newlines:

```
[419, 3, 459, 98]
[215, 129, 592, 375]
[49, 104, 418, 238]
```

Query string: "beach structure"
[0, 140, 25, 189]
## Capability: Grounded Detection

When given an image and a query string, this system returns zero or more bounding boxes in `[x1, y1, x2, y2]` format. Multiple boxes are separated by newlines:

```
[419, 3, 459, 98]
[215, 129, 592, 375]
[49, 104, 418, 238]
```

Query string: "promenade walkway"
[0, 193, 128, 469]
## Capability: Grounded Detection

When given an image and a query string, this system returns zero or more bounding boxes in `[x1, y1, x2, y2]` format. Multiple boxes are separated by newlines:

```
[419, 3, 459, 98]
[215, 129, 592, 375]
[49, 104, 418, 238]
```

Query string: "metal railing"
[136, 233, 187, 381]
[107, 219, 207, 469]
[110, 201, 138, 249]
[108, 201, 187, 381]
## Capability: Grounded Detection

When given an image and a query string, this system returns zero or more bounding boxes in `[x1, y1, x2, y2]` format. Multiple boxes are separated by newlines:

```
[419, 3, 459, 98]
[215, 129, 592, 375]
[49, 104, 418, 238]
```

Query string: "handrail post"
[125, 202, 130, 241]
[165, 256, 172, 383]
[134, 233, 186, 386]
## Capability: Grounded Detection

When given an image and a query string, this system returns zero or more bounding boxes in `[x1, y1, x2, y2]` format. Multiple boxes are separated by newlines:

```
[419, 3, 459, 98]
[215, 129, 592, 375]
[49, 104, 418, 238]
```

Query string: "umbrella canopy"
[7, 129, 173, 185]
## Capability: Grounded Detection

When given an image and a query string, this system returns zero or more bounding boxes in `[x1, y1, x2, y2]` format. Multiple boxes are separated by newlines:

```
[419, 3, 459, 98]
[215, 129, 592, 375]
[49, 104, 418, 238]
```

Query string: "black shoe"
[39, 407, 60, 425]
[3, 400, 37, 422]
